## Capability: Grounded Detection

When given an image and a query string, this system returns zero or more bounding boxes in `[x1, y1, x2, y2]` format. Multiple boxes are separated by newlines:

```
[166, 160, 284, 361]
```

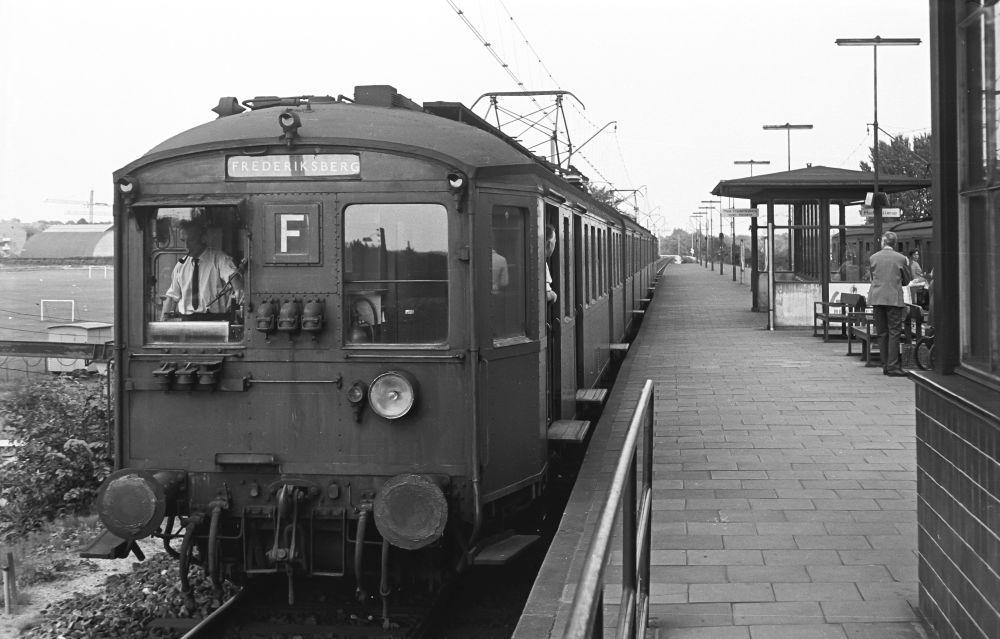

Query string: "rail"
[563, 378, 654, 639]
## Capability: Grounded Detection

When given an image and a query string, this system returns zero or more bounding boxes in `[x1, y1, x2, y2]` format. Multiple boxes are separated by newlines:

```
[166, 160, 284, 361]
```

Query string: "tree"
[859, 132, 932, 220]
[587, 184, 617, 208]
[0, 377, 112, 540]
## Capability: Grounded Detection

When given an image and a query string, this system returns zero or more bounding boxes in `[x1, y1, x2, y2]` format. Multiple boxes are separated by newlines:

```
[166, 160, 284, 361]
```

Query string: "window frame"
[341, 202, 451, 347]
[957, 3, 1000, 380]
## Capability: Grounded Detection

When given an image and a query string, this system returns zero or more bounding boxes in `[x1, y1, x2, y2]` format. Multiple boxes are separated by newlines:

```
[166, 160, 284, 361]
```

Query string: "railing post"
[563, 380, 654, 639]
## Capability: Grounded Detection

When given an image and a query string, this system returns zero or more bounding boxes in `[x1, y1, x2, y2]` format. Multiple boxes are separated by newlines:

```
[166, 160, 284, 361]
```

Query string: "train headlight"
[97, 469, 186, 540]
[368, 371, 416, 420]
[117, 176, 138, 197]
[447, 172, 466, 191]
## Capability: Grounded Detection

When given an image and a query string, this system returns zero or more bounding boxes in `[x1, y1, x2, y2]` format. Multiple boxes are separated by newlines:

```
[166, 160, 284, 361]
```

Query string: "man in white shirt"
[160, 221, 242, 321]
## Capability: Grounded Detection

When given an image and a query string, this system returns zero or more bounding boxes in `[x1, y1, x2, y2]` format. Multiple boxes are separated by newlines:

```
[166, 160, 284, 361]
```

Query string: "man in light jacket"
[869, 231, 912, 376]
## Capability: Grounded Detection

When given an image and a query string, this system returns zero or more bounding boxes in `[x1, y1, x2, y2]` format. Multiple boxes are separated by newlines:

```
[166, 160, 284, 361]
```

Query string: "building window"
[959, 4, 1000, 379]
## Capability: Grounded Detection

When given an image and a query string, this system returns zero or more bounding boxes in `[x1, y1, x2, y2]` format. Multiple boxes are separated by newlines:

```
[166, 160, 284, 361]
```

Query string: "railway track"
[151, 575, 442, 639]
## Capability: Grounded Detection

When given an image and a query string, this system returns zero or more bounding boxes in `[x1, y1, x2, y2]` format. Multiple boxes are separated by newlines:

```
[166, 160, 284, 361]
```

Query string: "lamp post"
[733, 159, 770, 177]
[699, 205, 715, 270]
[762, 123, 813, 171]
[702, 199, 724, 275]
[690, 213, 707, 265]
[835, 35, 921, 242]
[733, 160, 769, 285]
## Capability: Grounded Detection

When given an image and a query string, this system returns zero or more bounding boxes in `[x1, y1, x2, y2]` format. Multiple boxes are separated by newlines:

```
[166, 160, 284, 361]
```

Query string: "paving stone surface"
[514, 265, 931, 639]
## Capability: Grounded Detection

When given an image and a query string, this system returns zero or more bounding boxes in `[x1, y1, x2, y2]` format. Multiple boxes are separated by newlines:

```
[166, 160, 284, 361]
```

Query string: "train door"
[573, 214, 585, 388]
[478, 193, 546, 498]
[544, 204, 560, 423]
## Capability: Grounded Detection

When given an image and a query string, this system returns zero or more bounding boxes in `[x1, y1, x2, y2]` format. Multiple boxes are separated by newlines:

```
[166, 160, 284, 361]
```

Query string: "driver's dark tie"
[191, 258, 200, 310]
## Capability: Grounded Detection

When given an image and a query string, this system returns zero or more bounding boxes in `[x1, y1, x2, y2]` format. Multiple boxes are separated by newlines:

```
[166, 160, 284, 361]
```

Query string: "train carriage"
[89, 85, 657, 605]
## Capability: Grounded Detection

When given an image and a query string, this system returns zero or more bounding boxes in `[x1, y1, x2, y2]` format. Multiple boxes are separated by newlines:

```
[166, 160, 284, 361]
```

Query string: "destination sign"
[227, 154, 360, 178]
[722, 208, 759, 218]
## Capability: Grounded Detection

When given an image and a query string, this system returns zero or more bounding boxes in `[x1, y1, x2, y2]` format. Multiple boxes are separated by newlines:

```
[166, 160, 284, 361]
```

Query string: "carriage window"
[490, 206, 527, 340]
[343, 203, 448, 345]
[145, 207, 246, 344]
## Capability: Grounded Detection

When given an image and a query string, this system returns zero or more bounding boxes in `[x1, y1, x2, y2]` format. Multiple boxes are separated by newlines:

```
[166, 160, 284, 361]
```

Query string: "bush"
[0, 377, 112, 541]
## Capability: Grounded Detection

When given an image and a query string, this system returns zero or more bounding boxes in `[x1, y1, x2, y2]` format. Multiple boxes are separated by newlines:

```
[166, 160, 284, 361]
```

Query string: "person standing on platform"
[869, 231, 912, 376]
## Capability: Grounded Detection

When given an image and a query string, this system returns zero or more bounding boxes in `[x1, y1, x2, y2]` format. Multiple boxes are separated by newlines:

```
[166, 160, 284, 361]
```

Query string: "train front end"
[90, 89, 544, 599]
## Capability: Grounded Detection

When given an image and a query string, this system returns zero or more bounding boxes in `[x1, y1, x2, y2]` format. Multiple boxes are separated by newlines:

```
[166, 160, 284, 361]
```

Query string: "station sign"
[722, 208, 759, 218]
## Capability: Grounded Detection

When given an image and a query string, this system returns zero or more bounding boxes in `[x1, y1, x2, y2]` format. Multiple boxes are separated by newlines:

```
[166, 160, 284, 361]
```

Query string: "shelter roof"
[711, 165, 930, 204]
[20, 224, 114, 258]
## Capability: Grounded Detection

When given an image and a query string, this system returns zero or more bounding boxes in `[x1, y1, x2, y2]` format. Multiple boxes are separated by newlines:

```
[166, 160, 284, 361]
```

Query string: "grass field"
[0, 266, 114, 342]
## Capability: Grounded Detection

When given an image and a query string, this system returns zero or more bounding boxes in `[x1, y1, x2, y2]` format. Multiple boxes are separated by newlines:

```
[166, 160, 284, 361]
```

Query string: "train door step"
[575, 388, 608, 404]
[79, 529, 140, 560]
[547, 419, 592, 442]
[632, 309, 646, 315]
[640, 297, 652, 303]
[472, 533, 540, 566]
[609, 343, 629, 353]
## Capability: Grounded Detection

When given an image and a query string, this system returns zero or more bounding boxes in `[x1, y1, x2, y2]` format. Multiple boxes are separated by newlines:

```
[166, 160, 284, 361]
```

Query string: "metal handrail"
[563, 379, 654, 639]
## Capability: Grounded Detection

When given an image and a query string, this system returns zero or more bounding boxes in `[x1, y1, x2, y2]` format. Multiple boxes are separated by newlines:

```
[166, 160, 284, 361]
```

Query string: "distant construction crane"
[44, 190, 111, 223]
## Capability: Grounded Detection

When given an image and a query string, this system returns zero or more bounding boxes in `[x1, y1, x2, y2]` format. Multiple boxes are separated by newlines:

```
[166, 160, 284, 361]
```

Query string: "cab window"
[343, 203, 448, 345]
[145, 206, 246, 344]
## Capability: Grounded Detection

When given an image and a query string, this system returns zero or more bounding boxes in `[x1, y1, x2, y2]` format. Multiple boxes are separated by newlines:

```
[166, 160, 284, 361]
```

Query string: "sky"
[0, 1, 930, 239]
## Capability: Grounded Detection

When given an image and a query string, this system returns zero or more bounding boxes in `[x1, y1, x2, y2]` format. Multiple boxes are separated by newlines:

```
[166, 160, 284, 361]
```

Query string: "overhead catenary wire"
[445, 0, 650, 218]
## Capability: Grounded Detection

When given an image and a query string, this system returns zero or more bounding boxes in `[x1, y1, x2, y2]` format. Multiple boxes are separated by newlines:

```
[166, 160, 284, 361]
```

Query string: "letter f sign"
[279, 214, 306, 253]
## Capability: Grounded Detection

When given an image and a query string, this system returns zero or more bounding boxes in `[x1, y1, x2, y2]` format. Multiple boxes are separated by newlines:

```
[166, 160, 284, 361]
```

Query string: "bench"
[847, 311, 879, 366]
[848, 304, 925, 367]
[814, 293, 866, 342]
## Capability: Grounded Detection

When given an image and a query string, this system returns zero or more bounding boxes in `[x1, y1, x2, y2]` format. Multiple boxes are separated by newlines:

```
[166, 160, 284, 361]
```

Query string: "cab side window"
[490, 206, 526, 340]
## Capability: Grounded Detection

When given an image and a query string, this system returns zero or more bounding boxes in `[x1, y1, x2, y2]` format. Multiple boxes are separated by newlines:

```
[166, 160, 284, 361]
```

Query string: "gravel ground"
[0, 537, 233, 639]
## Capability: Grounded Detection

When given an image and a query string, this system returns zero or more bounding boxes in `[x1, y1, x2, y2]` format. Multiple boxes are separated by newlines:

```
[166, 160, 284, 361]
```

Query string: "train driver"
[160, 220, 243, 321]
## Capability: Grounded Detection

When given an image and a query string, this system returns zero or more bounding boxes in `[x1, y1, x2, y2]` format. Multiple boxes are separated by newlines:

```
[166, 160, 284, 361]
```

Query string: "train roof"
[123, 86, 652, 236]
[139, 88, 536, 173]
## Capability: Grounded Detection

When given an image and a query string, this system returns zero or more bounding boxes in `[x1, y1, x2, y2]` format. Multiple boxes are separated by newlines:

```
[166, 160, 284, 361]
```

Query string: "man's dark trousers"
[872, 305, 904, 373]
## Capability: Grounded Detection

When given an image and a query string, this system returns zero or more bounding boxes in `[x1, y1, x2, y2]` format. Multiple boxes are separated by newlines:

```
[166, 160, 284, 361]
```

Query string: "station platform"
[516, 264, 930, 639]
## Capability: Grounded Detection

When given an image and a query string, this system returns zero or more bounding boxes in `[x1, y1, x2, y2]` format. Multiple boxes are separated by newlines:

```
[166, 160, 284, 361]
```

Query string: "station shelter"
[711, 165, 930, 327]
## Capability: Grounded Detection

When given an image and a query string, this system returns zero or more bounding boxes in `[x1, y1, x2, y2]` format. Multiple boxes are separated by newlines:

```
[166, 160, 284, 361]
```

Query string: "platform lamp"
[690, 212, 707, 266]
[762, 123, 813, 171]
[733, 159, 770, 176]
[698, 205, 716, 270]
[701, 200, 724, 276]
[733, 160, 769, 283]
[835, 36, 921, 241]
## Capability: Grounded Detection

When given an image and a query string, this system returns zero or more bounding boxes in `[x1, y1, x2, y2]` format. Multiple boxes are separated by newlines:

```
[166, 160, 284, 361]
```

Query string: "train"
[85, 85, 658, 611]
[830, 219, 932, 281]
